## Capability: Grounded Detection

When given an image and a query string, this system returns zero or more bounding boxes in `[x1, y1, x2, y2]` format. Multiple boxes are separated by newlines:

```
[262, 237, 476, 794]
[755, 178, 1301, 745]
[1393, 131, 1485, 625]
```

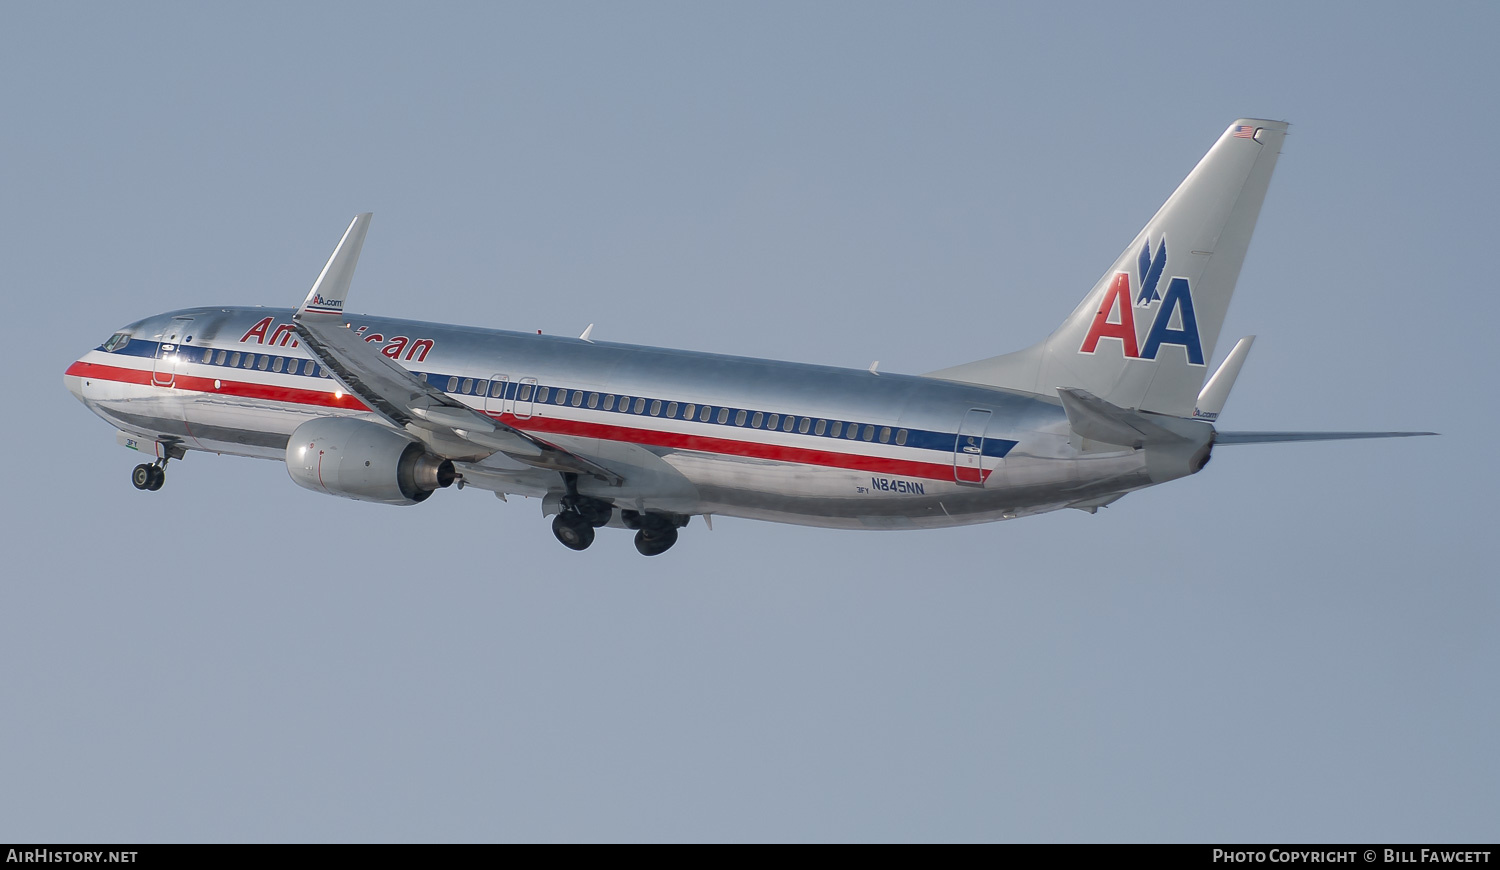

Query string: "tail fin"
[928, 119, 1287, 418]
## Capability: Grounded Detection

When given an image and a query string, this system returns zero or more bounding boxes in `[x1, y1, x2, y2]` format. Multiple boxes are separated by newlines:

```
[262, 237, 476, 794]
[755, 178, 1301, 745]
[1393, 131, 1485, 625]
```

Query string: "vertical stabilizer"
[927, 120, 1286, 418]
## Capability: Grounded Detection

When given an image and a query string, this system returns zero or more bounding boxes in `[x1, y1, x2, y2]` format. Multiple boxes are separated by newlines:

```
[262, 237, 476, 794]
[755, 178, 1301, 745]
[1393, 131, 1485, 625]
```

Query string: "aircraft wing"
[291, 214, 623, 485]
[1213, 431, 1437, 445]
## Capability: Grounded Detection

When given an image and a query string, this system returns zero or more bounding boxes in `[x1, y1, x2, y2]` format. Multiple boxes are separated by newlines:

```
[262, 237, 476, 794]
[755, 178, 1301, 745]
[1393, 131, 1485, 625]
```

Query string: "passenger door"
[151, 316, 194, 387]
[954, 408, 993, 485]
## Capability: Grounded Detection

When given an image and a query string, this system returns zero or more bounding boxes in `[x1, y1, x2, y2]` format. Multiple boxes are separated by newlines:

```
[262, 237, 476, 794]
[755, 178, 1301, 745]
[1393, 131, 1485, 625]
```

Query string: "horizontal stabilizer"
[1214, 431, 1437, 445]
[1057, 388, 1208, 449]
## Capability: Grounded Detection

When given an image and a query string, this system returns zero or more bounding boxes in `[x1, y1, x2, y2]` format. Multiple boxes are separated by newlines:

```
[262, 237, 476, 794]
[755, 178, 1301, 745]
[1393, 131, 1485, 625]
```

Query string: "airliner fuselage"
[66, 306, 1166, 531]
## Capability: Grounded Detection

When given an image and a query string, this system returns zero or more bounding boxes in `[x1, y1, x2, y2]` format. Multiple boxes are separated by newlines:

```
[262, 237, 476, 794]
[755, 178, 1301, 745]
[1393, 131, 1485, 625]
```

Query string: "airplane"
[64, 118, 1432, 555]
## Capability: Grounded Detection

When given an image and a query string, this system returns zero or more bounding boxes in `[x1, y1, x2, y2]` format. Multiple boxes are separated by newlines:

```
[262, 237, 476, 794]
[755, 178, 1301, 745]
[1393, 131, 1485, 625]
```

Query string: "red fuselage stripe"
[67, 360, 370, 411]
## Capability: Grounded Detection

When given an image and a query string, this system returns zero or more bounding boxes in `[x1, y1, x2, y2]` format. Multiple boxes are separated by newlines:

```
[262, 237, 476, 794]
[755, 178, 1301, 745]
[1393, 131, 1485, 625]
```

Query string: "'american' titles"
[239, 316, 435, 363]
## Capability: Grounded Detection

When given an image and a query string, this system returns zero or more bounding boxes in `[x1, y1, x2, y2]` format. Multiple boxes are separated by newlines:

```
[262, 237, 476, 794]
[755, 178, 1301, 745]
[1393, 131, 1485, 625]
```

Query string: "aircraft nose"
[63, 358, 90, 404]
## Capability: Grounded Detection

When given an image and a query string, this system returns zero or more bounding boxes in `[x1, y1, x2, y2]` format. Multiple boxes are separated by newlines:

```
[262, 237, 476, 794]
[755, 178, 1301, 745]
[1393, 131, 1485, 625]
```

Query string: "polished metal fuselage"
[66, 306, 1165, 529]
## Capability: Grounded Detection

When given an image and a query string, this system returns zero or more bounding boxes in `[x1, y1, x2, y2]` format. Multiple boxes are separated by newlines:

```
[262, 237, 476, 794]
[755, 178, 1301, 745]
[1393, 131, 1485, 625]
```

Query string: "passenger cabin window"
[862, 425, 875, 441]
[603, 394, 615, 410]
[879, 426, 891, 443]
[633, 398, 646, 414]
[518, 384, 533, 401]
[537, 387, 550, 403]
[896, 429, 908, 446]
[474, 379, 487, 396]
[588, 392, 599, 409]
[242, 354, 255, 369]
[700, 406, 711, 422]
[491, 382, 505, 398]
[229, 352, 241, 367]
[750, 412, 763, 428]
[447, 376, 459, 392]
[766, 414, 778, 430]
[287, 359, 300, 375]
[684, 403, 695, 420]
[734, 410, 747, 426]
[815, 419, 826, 436]
[215, 350, 227, 365]
[717, 408, 729, 424]
[650, 400, 662, 416]
[784, 416, 796, 432]
[272, 358, 284, 373]
[846, 424, 859, 440]
[571, 391, 583, 407]
[829, 421, 842, 437]
[461, 378, 473, 394]
[555, 389, 567, 405]
[798, 418, 809, 434]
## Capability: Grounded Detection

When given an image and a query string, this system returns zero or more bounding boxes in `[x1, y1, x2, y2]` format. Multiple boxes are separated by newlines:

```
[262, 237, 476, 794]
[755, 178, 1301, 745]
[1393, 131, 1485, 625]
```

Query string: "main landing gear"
[551, 511, 596, 551]
[622, 510, 681, 557]
[549, 473, 616, 551]
[548, 473, 687, 555]
[131, 459, 168, 492]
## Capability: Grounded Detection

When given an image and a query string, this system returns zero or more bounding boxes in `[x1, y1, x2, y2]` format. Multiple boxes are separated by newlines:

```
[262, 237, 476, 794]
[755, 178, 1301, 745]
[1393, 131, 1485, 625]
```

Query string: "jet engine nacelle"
[285, 417, 456, 505]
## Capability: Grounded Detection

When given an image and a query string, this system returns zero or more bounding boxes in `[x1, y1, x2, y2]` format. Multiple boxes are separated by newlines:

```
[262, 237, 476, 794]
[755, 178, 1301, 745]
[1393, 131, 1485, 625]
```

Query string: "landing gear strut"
[131, 459, 167, 492]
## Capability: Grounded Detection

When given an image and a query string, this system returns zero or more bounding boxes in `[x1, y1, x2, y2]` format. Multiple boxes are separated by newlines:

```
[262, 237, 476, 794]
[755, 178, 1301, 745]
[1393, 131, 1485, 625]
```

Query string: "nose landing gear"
[131, 459, 167, 492]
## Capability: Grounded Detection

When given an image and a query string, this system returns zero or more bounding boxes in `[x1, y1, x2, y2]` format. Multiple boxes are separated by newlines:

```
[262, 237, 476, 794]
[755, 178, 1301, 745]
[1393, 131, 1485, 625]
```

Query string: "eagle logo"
[1136, 238, 1166, 307]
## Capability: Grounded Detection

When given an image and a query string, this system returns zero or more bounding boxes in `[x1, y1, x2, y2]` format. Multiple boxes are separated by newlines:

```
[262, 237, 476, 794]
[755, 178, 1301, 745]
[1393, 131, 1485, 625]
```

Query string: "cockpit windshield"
[102, 332, 131, 352]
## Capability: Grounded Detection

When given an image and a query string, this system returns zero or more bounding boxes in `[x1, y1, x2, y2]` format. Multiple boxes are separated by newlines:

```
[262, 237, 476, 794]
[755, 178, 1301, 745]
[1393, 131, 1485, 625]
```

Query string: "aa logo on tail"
[1080, 236, 1204, 365]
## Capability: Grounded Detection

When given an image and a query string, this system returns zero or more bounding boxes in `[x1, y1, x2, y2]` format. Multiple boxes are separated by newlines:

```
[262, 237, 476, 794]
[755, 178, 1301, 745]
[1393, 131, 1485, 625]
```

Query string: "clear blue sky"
[2, 2, 1494, 842]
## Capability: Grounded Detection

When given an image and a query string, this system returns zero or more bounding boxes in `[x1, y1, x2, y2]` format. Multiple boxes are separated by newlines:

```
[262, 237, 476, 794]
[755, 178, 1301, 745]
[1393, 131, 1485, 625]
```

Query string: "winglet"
[1193, 336, 1255, 422]
[297, 213, 372, 318]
